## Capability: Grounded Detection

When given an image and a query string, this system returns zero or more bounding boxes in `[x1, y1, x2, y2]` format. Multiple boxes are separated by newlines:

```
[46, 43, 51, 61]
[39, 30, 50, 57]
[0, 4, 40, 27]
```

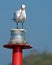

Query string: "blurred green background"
[8, 49, 52, 65]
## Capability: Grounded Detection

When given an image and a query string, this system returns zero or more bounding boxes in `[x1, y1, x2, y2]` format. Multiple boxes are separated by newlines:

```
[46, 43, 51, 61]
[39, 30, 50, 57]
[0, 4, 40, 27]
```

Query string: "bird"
[13, 4, 26, 29]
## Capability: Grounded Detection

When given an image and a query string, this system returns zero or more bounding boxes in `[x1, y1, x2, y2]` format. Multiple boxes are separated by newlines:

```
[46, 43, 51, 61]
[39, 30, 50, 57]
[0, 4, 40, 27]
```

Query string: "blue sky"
[0, 0, 52, 65]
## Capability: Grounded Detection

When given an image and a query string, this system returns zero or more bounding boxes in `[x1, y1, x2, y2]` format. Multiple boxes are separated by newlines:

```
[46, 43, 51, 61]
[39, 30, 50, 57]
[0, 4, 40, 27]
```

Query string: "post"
[3, 44, 32, 65]
[12, 46, 22, 65]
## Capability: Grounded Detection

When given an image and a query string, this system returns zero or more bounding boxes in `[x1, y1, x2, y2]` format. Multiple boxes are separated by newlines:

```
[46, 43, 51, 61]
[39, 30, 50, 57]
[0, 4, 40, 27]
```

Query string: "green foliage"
[23, 53, 52, 65]
[8, 52, 52, 65]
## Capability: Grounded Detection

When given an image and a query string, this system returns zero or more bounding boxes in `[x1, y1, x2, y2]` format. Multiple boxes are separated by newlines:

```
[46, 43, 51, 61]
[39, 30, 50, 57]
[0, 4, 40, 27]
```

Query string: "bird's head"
[21, 4, 26, 10]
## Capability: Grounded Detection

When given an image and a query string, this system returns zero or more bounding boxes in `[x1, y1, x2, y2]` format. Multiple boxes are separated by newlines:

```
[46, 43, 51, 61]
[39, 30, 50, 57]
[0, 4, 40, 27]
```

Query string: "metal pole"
[3, 44, 32, 65]
[12, 46, 22, 65]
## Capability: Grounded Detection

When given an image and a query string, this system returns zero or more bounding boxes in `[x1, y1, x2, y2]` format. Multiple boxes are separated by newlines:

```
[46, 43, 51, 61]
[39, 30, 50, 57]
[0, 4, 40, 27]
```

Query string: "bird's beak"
[21, 8, 25, 10]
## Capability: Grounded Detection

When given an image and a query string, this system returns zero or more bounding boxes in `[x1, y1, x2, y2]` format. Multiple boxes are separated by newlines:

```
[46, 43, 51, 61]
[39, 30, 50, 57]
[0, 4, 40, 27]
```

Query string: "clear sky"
[0, 0, 52, 65]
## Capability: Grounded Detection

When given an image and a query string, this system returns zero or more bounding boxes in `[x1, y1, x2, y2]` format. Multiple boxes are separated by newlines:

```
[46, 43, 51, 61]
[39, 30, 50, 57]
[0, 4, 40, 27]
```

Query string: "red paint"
[3, 44, 32, 65]
[12, 47, 22, 65]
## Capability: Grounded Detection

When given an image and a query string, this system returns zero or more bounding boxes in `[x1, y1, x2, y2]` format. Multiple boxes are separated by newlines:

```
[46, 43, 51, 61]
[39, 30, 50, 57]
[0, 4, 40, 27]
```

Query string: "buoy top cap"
[10, 29, 26, 32]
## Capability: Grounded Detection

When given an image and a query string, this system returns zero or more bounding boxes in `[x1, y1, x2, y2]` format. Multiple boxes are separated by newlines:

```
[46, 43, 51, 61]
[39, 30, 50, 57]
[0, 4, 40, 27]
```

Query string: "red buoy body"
[3, 44, 32, 65]
[12, 47, 22, 65]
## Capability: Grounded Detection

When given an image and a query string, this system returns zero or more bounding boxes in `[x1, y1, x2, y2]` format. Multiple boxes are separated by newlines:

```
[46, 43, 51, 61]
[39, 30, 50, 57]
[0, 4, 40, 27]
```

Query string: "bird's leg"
[16, 23, 18, 29]
[22, 23, 23, 29]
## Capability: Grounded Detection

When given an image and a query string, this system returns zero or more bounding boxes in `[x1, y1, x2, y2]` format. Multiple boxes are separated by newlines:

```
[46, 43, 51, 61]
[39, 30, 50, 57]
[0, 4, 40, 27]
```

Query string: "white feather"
[13, 6, 26, 23]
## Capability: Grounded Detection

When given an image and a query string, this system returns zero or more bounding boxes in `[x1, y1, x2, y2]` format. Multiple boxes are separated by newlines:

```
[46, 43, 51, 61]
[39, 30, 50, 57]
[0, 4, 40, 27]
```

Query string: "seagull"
[13, 4, 26, 29]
